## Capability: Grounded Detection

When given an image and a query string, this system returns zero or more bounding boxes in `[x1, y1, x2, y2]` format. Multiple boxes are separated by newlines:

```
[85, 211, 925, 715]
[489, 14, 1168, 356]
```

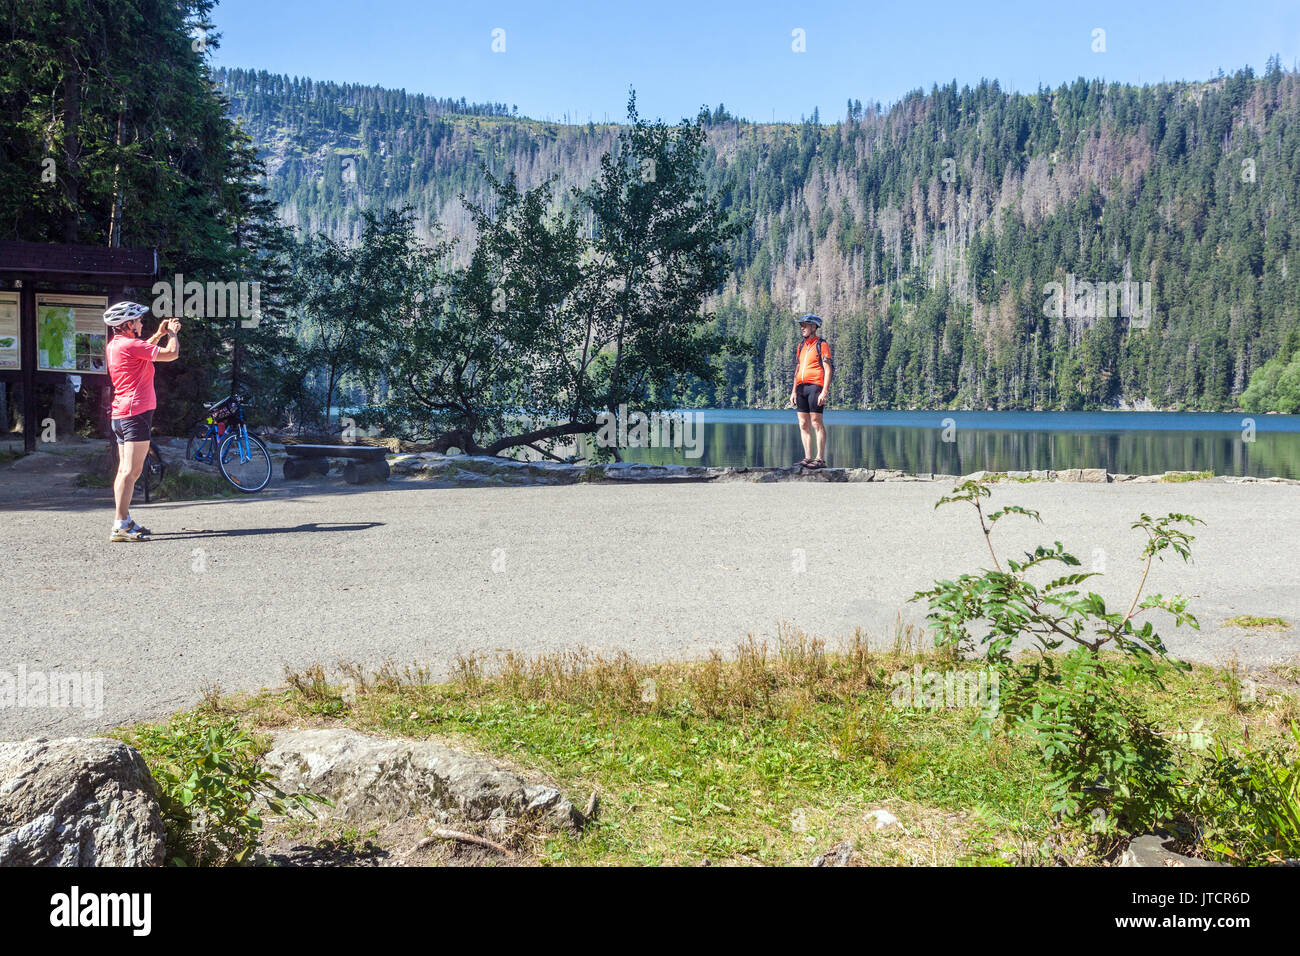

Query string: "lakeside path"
[3, 456, 1299, 737]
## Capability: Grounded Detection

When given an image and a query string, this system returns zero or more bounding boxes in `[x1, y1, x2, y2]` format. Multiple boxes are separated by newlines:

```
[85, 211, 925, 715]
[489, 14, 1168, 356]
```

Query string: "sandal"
[796, 458, 813, 467]
[807, 459, 826, 469]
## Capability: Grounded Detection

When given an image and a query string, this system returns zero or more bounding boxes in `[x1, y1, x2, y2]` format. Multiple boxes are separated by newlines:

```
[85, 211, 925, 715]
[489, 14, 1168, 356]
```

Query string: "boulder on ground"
[1118, 834, 1226, 868]
[8, 450, 64, 472]
[283, 457, 329, 479]
[343, 459, 390, 484]
[0, 737, 166, 866]
[263, 728, 584, 832]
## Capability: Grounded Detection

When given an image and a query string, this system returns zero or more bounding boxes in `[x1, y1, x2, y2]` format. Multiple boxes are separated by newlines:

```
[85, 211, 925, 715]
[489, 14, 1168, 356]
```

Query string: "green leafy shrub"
[125, 714, 327, 865]
[911, 479, 1201, 840]
[1192, 726, 1300, 863]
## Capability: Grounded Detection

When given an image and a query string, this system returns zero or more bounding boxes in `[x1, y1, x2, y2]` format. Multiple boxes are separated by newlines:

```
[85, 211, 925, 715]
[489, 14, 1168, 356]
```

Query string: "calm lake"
[609, 410, 1300, 479]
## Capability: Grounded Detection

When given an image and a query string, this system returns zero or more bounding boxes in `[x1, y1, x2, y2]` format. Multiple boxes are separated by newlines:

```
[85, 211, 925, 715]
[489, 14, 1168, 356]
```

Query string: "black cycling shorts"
[795, 382, 826, 414]
[111, 409, 154, 444]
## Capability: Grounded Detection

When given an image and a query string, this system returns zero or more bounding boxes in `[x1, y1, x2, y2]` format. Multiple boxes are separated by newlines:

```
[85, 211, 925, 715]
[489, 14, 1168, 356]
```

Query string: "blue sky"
[208, 0, 1300, 123]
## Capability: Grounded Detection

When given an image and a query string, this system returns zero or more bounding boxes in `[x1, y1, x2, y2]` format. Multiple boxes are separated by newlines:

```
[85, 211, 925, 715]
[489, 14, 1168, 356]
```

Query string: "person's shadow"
[150, 521, 383, 541]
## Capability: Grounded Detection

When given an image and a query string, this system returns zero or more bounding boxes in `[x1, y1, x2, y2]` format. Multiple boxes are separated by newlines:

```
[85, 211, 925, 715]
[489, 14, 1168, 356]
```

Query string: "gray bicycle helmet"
[797, 313, 823, 328]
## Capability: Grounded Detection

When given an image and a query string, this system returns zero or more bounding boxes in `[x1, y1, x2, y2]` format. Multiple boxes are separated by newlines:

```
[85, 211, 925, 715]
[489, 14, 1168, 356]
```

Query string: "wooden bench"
[283, 444, 390, 483]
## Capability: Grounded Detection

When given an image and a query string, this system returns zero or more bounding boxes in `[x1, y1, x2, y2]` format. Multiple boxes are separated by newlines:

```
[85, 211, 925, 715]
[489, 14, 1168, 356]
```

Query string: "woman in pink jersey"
[103, 302, 181, 542]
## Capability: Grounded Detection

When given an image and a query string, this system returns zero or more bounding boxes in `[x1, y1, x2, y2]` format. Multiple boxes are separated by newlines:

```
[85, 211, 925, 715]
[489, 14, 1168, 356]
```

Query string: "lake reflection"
[601, 410, 1300, 479]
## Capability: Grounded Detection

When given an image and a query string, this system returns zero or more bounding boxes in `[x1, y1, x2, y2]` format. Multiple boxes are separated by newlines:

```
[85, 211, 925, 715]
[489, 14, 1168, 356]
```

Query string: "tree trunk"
[230, 218, 242, 396]
[324, 365, 338, 432]
[107, 104, 125, 247]
[60, 65, 81, 243]
[51, 383, 76, 440]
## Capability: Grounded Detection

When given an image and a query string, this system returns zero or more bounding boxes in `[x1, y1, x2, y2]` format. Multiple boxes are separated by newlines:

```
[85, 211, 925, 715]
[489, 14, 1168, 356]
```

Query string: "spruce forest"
[218, 62, 1300, 413]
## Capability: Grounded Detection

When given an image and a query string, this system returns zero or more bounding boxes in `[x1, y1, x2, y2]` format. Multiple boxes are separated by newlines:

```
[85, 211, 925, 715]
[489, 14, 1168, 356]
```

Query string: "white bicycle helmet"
[103, 301, 151, 327]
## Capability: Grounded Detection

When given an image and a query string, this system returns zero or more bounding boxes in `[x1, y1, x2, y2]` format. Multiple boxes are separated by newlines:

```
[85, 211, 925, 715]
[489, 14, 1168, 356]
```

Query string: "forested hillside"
[219, 64, 1300, 411]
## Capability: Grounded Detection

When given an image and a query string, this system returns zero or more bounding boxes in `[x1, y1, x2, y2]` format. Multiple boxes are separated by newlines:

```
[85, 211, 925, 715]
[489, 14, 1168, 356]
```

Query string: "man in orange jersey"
[788, 314, 832, 468]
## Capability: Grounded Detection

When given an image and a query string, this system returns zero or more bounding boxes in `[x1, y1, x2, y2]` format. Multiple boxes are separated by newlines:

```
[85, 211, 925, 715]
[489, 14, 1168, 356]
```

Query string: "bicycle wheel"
[218, 430, 272, 492]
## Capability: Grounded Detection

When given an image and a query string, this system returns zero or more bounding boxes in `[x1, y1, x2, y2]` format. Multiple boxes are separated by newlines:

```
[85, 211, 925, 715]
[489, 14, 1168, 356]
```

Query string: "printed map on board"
[37, 305, 75, 370]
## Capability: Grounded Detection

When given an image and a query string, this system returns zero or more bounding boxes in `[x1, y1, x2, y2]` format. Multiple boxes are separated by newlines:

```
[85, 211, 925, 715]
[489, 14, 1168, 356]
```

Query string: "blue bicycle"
[184, 395, 273, 493]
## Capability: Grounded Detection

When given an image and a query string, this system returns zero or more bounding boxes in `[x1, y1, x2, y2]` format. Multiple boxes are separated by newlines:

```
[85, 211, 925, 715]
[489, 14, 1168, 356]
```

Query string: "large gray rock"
[603, 463, 672, 481]
[7, 451, 64, 472]
[0, 737, 166, 866]
[263, 728, 583, 831]
[386, 452, 1210, 488]
[1118, 833, 1226, 868]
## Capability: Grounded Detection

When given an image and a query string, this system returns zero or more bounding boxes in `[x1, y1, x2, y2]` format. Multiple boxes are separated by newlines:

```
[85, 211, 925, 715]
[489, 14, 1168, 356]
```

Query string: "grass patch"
[133, 624, 1299, 867]
[75, 468, 238, 500]
[149, 470, 240, 501]
[0, 449, 23, 466]
[958, 472, 1038, 483]
[1225, 616, 1291, 631]
[1161, 470, 1215, 482]
[248, 633, 1050, 865]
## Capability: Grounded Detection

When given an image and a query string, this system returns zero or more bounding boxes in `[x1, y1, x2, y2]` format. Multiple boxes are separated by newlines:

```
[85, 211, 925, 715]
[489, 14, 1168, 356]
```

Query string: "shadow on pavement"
[148, 521, 384, 540]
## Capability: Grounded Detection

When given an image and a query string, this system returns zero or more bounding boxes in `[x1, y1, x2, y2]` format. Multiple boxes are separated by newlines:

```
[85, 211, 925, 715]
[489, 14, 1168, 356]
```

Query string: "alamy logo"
[0, 665, 102, 718]
[151, 273, 261, 328]
[49, 886, 151, 936]
[1042, 274, 1153, 329]
[594, 404, 703, 458]
[889, 665, 1000, 718]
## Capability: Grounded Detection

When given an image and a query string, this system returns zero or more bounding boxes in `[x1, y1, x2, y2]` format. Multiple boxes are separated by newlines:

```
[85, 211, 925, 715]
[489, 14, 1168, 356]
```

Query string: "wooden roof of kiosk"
[0, 240, 158, 452]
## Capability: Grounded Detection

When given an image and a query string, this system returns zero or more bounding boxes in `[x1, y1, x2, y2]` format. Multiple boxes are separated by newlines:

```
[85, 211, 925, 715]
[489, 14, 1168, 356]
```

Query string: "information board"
[0, 292, 17, 369]
[36, 293, 108, 374]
